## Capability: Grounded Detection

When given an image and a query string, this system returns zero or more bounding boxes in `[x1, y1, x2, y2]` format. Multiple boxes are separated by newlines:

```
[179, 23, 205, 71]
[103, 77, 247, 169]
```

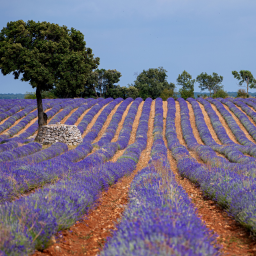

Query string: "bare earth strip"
[81, 103, 110, 138]
[74, 108, 92, 126]
[187, 101, 205, 145]
[111, 101, 133, 142]
[222, 104, 255, 143]
[163, 101, 256, 256]
[12, 108, 54, 138]
[175, 101, 204, 163]
[0, 109, 24, 125]
[110, 101, 144, 162]
[61, 107, 79, 124]
[33, 100, 156, 256]
[92, 102, 122, 144]
[234, 103, 256, 127]
[0, 109, 37, 135]
[210, 103, 239, 144]
[197, 102, 222, 144]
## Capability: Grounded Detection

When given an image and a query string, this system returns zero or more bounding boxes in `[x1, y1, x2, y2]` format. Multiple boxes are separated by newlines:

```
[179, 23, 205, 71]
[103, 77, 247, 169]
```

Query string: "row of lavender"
[0, 98, 97, 158]
[0, 99, 29, 114]
[167, 98, 256, 237]
[0, 97, 142, 203]
[0, 98, 150, 255]
[0, 98, 121, 202]
[187, 98, 256, 174]
[101, 98, 219, 255]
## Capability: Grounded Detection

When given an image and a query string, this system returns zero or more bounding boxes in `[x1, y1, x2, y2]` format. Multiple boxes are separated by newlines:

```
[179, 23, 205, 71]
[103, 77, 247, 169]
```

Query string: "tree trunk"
[247, 78, 249, 98]
[35, 86, 44, 142]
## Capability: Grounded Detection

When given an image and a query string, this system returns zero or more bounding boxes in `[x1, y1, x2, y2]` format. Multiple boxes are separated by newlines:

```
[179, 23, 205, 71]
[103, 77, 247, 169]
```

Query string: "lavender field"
[1, 97, 256, 255]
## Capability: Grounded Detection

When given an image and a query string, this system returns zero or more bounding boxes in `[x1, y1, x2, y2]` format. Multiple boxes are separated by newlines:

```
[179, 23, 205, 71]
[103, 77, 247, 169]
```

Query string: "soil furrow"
[81, 104, 110, 138]
[92, 102, 122, 143]
[110, 101, 144, 162]
[33, 101, 156, 256]
[74, 108, 92, 126]
[0, 108, 37, 135]
[210, 103, 239, 144]
[175, 101, 204, 163]
[164, 101, 256, 256]
[111, 101, 133, 142]
[222, 104, 255, 143]
[197, 102, 222, 144]
[0, 109, 24, 125]
[61, 107, 79, 124]
[12, 108, 53, 138]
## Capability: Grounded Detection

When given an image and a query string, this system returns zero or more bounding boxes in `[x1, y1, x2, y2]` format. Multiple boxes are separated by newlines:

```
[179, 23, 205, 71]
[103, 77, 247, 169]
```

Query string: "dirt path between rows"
[61, 107, 79, 124]
[163, 101, 256, 256]
[0, 108, 37, 135]
[33, 101, 156, 256]
[92, 102, 122, 144]
[197, 102, 222, 144]
[0, 109, 24, 125]
[111, 101, 133, 142]
[232, 102, 256, 130]
[175, 101, 204, 163]
[74, 108, 92, 127]
[210, 103, 239, 144]
[81, 103, 110, 138]
[111, 101, 144, 162]
[222, 103, 255, 143]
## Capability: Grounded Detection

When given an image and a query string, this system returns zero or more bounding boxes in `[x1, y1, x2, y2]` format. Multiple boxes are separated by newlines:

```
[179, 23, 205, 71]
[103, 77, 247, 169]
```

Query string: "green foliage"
[0, 20, 99, 93]
[212, 89, 228, 98]
[24, 92, 36, 99]
[197, 94, 208, 99]
[25, 90, 57, 99]
[77, 69, 122, 99]
[179, 88, 194, 99]
[196, 72, 223, 96]
[132, 67, 174, 100]
[125, 86, 139, 99]
[160, 88, 176, 101]
[236, 89, 248, 98]
[0, 20, 99, 133]
[232, 70, 256, 97]
[177, 70, 195, 100]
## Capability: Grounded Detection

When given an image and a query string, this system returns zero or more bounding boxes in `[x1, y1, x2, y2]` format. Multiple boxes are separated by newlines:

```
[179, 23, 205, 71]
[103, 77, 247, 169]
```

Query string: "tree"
[0, 20, 99, 139]
[177, 70, 195, 99]
[212, 89, 228, 99]
[160, 88, 176, 101]
[196, 72, 223, 97]
[125, 86, 139, 99]
[232, 70, 256, 97]
[236, 89, 248, 98]
[131, 67, 174, 100]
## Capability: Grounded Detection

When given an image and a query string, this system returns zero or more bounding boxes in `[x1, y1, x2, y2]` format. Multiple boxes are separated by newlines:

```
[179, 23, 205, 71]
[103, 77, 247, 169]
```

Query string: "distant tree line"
[24, 68, 256, 101]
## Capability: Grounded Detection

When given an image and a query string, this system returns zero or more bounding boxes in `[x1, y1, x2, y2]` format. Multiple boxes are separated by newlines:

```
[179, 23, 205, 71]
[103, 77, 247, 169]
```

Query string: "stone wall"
[37, 123, 83, 145]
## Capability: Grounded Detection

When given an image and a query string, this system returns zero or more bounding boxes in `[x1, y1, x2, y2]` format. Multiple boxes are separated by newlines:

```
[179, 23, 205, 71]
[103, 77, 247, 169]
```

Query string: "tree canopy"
[177, 70, 195, 99]
[232, 70, 256, 97]
[196, 72, 223, 96]
[131, 67, 174, 99]
[0, 20, 99, 138]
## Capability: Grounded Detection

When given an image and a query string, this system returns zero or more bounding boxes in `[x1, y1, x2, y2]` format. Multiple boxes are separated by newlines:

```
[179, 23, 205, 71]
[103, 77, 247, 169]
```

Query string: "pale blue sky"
[0, 0, 256, 93]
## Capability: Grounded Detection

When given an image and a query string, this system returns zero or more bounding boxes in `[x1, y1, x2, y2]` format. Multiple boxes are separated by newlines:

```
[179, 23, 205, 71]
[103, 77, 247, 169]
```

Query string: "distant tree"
[177, 70, 195, 99]
[236, 88, 248, 98]
[125, 86, 139, 99]
[160, 88, 176, 101]
[212, 89, 228, 98]
[232, 70, 256, 98]
[132, 67, 174, 100]
[0, 20, 99, 139]
[196, 72, 223, 97]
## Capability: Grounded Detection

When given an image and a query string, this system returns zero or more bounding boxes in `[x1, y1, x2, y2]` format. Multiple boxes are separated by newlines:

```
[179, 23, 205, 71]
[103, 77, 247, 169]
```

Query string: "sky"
[0, 0, 256, 94]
